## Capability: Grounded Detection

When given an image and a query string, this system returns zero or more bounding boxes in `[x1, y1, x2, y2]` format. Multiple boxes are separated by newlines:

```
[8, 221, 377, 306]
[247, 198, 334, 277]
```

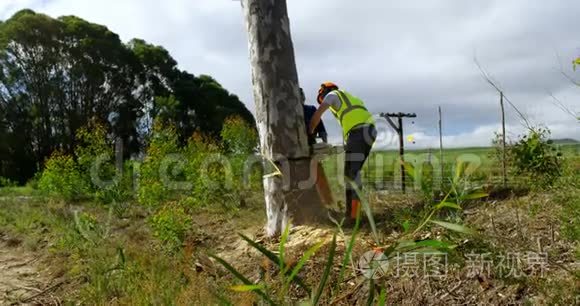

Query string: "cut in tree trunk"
[241, 0, 328, 237]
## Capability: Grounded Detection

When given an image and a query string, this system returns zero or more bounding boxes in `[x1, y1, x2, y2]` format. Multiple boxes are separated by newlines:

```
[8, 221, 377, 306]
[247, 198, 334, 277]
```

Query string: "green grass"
[321, 144, 580, 195]
[0, 186, 40, 197]
[0, 197, 233, 304]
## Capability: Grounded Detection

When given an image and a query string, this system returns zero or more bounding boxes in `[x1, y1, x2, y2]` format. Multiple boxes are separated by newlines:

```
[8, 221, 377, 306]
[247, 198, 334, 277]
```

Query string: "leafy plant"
[183, 131, 228, 207]
[37, 121, 136, 203]
[75, 121, 112, 181]
[220, 115, 258, 155]
[312, 232, 337, 305]
[38, 151, 89, 201]
[138, 122, 181, 207]
[149, 203, 192, 252]
[407, 161, 483, 236]
[508, 128, 563, 186]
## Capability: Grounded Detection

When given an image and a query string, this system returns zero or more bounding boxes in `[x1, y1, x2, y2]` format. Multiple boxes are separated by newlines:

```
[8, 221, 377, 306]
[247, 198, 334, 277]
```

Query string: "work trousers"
[344, 124, 377, 219]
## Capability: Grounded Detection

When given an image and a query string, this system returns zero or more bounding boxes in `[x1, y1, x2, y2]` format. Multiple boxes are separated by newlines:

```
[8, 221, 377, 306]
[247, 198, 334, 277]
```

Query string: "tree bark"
[241, 0, 328, 237]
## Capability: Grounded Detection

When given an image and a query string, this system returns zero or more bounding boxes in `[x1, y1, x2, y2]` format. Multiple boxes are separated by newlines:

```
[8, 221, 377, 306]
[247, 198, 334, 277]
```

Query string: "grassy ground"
[0, 146, 578, 304]
[0, 194, 268, 304]
[0, 186, 40, 197]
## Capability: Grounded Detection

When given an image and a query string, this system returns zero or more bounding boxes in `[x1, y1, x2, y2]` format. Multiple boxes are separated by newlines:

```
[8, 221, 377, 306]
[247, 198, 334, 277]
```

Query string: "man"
[308, 82, 376, 221]
[301, 88, 327, 145]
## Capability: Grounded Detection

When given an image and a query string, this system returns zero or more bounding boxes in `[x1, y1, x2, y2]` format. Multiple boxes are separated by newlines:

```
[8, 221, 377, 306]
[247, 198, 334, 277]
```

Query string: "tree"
[0, 9, 255, 183]
[0, 10, 144, 178]
[129, 39, 255, 144]
[241, 0, 328, 236]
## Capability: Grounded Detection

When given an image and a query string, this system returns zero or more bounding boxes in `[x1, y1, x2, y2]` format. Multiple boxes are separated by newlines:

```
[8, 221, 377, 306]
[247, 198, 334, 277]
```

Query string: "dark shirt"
[303, 104, 327, 145]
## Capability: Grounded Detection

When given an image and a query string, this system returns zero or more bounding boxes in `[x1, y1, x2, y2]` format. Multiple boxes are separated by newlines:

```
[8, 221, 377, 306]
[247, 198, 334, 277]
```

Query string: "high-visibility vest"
[328, 90, 375, 138]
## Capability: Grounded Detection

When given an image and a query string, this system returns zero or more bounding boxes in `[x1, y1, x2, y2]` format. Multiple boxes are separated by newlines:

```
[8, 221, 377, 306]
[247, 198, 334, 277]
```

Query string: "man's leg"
[344, 125, 377, 220]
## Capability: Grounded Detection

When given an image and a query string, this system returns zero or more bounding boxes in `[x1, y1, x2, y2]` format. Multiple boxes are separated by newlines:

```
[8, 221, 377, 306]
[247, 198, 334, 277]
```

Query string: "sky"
[1, 0, 579, 149]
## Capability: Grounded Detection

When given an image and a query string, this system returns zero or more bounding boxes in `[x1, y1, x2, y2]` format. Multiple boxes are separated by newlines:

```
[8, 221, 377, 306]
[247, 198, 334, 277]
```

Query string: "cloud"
[1, 0, 579, 147]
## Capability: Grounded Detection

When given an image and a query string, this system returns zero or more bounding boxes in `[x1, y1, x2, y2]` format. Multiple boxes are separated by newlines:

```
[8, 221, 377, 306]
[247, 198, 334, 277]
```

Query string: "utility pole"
[381, 112, 417, 193]
[500, 92, 507, 188]
[438, 106, 444, 186]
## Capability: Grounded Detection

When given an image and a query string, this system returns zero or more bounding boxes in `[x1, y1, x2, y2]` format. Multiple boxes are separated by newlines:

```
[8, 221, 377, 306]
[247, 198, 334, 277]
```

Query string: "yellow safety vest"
[329, 90, 375, 139]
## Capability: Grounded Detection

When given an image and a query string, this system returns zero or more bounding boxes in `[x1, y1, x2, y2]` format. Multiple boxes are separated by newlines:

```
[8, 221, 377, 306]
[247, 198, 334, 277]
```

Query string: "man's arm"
[309, 103, 331, 135]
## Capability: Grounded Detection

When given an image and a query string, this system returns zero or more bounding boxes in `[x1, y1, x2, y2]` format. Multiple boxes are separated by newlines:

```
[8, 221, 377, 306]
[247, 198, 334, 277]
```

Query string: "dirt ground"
[0, 237, 53, 305]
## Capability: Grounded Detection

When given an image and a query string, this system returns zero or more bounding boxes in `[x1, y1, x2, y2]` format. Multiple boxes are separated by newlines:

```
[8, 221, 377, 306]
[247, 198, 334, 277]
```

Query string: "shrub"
[138, 122, 181, 207]
[76, 121, 133, 204]
[38, 151, 88, 201]
[37, 121, 134, 203]
[509, 128, 563, 185]
[138, 117, 261, 210]
[149, 203, 192, 252]
[75, 121, 112, 180]
[220, 116, 258, 155]
[183, 131, 225, 207]
[220, 116, 262, 202]
[183, 126, 261, 209]
[492, 128, 564, 187]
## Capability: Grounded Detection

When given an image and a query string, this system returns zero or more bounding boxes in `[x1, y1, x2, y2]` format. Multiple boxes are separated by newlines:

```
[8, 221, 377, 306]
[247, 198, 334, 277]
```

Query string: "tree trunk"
[241, 0, 328, 237]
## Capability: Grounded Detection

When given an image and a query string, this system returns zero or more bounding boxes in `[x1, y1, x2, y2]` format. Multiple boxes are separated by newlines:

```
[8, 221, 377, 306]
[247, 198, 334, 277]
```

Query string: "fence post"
[438, 106, 444, 187]
[500, 92, 507, 188]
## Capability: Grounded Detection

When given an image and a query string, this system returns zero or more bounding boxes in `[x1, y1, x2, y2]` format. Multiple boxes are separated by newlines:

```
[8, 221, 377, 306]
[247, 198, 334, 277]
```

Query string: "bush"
[76, 121, 134, 204]
[138, 122, 181, 207]
[509, 128, 563, 185]
[36, 121, 136, 203]
[220, 115, 258, 155]
[138, 117, 261, 210]
[183, 123, 261, 209]
[492, 128, 564, 187]
[38, 151, 89, 201]
[219, 116, 262, 202]
[183, 131, 225, 207]
[149, 203, 192, 252]
[75, 121, 112, 182]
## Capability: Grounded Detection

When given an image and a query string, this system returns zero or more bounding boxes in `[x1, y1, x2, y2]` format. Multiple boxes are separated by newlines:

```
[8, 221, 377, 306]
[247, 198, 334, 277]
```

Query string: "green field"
[321, 143, 580, 194]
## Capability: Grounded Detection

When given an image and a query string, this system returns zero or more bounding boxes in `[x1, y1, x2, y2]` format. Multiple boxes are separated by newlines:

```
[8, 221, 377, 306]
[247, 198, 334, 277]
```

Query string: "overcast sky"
[2, 0, 579, 149]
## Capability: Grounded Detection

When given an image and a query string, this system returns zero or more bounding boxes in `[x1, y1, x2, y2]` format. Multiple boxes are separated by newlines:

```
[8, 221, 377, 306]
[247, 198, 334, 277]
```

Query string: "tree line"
[0, 9, 255, 183]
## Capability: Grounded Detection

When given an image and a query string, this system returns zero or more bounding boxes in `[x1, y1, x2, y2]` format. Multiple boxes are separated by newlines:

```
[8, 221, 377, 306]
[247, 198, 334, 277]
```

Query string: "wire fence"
[320, 147, 580, 196]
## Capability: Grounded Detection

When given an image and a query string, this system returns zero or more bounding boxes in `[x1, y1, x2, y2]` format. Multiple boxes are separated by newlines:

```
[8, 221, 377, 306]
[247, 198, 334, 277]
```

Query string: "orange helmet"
[317, 81, 339, 104]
